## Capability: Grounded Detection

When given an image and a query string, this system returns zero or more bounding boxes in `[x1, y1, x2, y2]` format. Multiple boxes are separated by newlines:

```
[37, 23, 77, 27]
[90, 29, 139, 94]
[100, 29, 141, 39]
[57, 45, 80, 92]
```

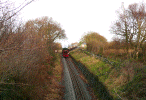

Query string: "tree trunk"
[125, 20, 129, 58]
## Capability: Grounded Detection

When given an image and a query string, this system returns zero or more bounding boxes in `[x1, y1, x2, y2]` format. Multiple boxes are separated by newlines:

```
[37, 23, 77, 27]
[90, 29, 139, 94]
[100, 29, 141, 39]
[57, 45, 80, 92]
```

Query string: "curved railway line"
[62, 57, 93, 100]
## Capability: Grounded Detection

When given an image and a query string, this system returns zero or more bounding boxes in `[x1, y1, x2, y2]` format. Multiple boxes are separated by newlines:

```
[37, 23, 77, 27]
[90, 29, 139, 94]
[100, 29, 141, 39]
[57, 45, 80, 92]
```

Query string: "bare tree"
[0, 0, 35, 51]
[111, 2, 146, 59]
[128, 3, 146, 59]
[0, 1, 55, 99]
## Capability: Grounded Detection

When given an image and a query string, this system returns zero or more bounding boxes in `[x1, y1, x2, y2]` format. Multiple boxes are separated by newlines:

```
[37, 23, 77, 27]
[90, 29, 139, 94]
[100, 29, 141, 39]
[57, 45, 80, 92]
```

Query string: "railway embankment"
[70, 48, 146, 100]
[61, 56, 96, 100]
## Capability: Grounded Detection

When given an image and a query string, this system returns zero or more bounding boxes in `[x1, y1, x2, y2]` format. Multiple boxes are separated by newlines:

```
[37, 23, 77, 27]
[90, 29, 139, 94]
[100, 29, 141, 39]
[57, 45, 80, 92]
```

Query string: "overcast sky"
[13, 0, 145, 47]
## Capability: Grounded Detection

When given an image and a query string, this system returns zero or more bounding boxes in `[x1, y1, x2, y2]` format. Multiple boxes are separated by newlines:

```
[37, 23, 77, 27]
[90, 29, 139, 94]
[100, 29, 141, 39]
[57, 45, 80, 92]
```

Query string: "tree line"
[81, 2, 146, 63]
[0, 0, 65, 99]
[111, 2, 146, 60]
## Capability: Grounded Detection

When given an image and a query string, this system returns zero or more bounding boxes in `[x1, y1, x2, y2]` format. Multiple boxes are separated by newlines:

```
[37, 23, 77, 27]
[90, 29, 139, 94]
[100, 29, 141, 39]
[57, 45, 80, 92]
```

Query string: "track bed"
[62, 57, 95, 100]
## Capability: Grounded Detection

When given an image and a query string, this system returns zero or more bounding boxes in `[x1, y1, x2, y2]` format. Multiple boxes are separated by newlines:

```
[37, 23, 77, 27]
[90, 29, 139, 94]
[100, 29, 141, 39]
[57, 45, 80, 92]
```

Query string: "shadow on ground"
[70, 55, 114, 100]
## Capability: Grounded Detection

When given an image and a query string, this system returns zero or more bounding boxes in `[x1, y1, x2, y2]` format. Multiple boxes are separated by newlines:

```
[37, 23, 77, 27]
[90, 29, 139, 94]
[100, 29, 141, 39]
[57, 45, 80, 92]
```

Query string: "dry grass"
[104, 49, 134, 54]
[0, 3, 64, 99]
[110, 63, 135, 87]
[0, 29, 62, 99]
[46, 78, 63, 100]
[70, 49, 146, 99]
[45, 54, 64, 100]
[114, 75, 128, 86]
[104, 49, 134, 58]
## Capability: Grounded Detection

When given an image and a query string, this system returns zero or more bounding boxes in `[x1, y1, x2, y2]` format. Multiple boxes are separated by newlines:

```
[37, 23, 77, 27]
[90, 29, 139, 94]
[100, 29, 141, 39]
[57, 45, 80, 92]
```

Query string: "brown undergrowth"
[70, 49, 146, 100]
[45, 54, 64, 100]
[0, 30, 64, 99]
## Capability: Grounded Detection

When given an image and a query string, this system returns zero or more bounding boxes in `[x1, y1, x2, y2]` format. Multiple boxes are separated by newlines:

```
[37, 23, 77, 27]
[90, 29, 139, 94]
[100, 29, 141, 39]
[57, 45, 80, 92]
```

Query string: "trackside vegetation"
[0, 1, 65, 99]
[70, 49, 146, 100]
[46, 53, 64, 100]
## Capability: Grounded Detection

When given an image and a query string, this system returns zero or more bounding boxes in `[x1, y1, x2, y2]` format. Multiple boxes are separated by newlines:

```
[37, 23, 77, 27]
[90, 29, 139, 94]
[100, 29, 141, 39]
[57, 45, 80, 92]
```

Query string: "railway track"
[62, 57, 92, 100]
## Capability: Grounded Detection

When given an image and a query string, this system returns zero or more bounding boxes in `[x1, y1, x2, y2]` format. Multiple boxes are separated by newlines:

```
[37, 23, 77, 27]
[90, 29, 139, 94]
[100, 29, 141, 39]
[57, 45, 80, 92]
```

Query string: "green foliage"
[121, 66, 146, 99]
[70, 49, 114, 99]
[70, 49, 146, 100]
[0, 83, 33, 100]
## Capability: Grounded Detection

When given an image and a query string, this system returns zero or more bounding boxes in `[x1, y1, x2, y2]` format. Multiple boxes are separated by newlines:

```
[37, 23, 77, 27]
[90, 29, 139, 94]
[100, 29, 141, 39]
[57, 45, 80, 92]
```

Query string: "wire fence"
[70, 48, 146, 100]
[70, 55, 114, 100]
[80, 49, 122, 66]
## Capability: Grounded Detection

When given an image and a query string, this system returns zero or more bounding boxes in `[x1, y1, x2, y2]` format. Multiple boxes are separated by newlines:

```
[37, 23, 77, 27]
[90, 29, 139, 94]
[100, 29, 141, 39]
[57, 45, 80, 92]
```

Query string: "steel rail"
[62, 58, 76, 100]
[65, 58, 91, 100]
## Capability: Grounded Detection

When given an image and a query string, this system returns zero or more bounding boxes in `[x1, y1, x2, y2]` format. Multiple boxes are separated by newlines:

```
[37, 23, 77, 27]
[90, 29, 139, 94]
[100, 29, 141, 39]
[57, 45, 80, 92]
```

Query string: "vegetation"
[46, 53, 64, 100]
[79, 2, 146, 63]
[110, 2, 146, 61]
[70, 49, 146, 100]
[1, 0, 146, 99]
[0, 0, 65, 99]
[81, 32, 107, 55]
[77, 4, 146, 98]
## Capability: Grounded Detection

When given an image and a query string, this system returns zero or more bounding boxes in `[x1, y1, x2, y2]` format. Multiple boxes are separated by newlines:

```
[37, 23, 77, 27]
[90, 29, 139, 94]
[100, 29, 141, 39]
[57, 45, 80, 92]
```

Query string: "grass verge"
[70, 49, 146, 100]
[46, 53, 64, 100]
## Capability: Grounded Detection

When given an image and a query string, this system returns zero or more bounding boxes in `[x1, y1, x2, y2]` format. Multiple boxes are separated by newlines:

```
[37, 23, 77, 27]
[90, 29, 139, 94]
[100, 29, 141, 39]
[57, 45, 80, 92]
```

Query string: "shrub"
[0, 29, 53, 99]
